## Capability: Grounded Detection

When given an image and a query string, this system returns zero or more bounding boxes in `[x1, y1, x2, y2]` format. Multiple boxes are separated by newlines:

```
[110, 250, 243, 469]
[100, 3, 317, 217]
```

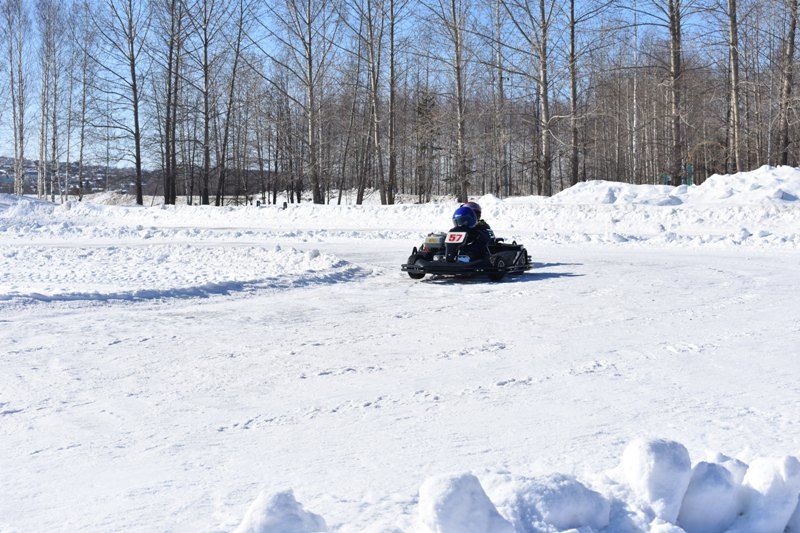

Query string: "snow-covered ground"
[1, 166, 800, 532]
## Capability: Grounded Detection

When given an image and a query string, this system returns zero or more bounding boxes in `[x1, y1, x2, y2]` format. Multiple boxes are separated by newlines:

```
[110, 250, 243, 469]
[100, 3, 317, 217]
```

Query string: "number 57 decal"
[446, 232, 467, 243]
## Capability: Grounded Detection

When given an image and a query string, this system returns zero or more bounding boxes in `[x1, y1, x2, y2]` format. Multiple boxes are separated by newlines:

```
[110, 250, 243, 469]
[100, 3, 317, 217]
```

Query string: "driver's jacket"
[476, 220, 495, 240]
[448, 224, 492, 259]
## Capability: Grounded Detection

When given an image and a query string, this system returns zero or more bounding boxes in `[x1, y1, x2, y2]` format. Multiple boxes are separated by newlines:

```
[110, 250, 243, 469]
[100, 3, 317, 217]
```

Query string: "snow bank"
[226, 439, 800, 533]
[704, 452, 748, 485]
[788, 503, 800, 532]
[417, 473, 513, 533]
[419, 440, 798, 533]
[234, 490, 327, 533]
[552, 181, 683, 206]
[553, 165, 800, 206]
[727, 456, 800, 533]
[676, 462, 740, 533]
[0, 244, 364, 302]
[489, 473, 610, 531]
[3, 166, 800, 250]
[620, 439, 692, 523]
[692, 165, 800, 204]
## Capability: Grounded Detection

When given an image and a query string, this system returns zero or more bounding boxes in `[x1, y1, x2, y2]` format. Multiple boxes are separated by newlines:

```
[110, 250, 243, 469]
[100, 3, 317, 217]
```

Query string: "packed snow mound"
[488, 473, 610, 531]
[676, 462, 740, 533]
[553, 165, 800, 206]
[695, 166, 800, 203]
[407, 439, 800, 533]
[620, 439, 692, 522]
[81, 191, 144, 206]
[418, 473, 514, 533]
[727, 456, 800, 533]
[0, 244, 364, 302]
[234, 490, 326, 533]
[788, 504, 800, 532]
[552, 181, 682, 206]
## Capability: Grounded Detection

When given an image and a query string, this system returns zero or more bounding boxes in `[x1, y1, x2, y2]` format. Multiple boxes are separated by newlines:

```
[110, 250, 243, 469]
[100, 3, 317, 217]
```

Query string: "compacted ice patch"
[0, 244, 364, 302]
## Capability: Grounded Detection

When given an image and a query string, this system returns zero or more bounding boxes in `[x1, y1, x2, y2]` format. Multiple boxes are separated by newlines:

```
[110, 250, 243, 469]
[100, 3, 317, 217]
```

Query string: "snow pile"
[552, 181, 682, 206]
[3, 166, 800, 250]
[676, 462, 740, 532]
[619, 439, 692, 522]
[0, 244, 364, 302]
[727, 456, 800, 533]
[407, 439, 800, 533]
[691, 166, 800, 204]
[553, 165, 800, 206]
[488, 473, 610, 531]
[81, 191, 144, 206]
[234, 490, 326, 533]
[417, 473, 514, 533]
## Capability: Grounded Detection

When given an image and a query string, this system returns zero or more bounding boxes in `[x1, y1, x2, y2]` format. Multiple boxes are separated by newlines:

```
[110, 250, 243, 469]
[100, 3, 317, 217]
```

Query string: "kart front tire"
[510, 252, 527, 275]
[407, 257, 426, 279]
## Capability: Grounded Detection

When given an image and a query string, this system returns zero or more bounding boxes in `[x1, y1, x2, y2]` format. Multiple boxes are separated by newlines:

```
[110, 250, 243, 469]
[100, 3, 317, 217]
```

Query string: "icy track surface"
[2, 167, 800, 532]
[0, 244, 364, 302]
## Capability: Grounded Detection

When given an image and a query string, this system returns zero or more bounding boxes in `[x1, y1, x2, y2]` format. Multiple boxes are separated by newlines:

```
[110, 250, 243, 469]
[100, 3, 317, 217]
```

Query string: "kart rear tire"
[489, 258, 506, 282]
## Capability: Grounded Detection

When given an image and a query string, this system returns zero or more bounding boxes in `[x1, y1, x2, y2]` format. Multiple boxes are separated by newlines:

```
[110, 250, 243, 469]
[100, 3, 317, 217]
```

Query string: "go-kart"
[401, 230, 532, 281]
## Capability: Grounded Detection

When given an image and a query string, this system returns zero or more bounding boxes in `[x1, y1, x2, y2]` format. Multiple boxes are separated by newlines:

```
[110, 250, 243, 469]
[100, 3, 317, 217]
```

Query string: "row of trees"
[1, 0, 799, 205]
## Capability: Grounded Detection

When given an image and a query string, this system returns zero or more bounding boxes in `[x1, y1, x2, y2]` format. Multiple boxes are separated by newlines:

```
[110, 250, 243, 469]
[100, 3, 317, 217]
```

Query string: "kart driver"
[450, 205, 492, 260]
[462, 201, 495, 240]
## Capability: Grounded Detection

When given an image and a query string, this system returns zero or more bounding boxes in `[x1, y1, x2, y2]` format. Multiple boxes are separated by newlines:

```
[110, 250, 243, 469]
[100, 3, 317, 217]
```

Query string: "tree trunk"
[668, 0, 683, 186]
[451, 0, 468, 202]
[568, 0, 579, 187]
[728, 0, 741, 171]
[538, 0, 552, 196]
[127, 0, 144, 205]
[387, 0, 397, 204]
[214, 1, 244, 207]
[779, 0, 798, 166]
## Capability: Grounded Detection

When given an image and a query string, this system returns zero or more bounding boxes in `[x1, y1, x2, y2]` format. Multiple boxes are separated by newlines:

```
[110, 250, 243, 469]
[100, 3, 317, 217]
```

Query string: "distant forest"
[1, 0, 798, 205]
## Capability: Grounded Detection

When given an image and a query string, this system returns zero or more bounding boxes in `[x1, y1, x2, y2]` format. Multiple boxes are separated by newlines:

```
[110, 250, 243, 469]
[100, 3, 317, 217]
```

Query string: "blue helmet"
[452, 205, 477, 228]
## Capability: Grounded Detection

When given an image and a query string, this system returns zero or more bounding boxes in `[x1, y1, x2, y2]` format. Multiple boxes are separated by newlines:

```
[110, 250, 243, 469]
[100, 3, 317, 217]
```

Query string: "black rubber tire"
[509, 252, 526, 276]
[407, 258, 426, 279]
[488, 259, 506, 281]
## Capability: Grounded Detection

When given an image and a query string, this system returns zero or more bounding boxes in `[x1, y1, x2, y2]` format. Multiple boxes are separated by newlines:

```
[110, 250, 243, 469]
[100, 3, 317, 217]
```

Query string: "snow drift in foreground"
[234, 490, 327, 533]
[236, 439, 800, 533]
[2, 165, 800, 249]
[0, 244, 364, 302]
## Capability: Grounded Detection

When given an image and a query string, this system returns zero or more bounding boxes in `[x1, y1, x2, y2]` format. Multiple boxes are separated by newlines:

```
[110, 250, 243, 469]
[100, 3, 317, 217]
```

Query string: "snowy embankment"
[236, 439, 800, 533]
[2, 165, 800, 248]
[0, 244, 363, 302]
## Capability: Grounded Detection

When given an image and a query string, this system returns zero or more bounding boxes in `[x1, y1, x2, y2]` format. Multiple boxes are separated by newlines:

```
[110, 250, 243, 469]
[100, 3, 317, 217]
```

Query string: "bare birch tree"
[91, 0, 151, 205]
[1, 0, 29, 195]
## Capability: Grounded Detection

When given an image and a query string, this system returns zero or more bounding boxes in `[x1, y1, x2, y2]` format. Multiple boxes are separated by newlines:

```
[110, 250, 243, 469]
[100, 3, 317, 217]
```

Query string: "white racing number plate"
[446, 232, 467, 244]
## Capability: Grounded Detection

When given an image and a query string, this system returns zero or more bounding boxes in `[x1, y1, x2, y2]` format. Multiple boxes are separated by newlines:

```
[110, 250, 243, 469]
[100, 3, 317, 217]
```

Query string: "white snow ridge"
[0, 244, 364, 302]
[417, 473, 514, 533]
[234, 490, 327, 533]
[229, 439, 800, 532]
